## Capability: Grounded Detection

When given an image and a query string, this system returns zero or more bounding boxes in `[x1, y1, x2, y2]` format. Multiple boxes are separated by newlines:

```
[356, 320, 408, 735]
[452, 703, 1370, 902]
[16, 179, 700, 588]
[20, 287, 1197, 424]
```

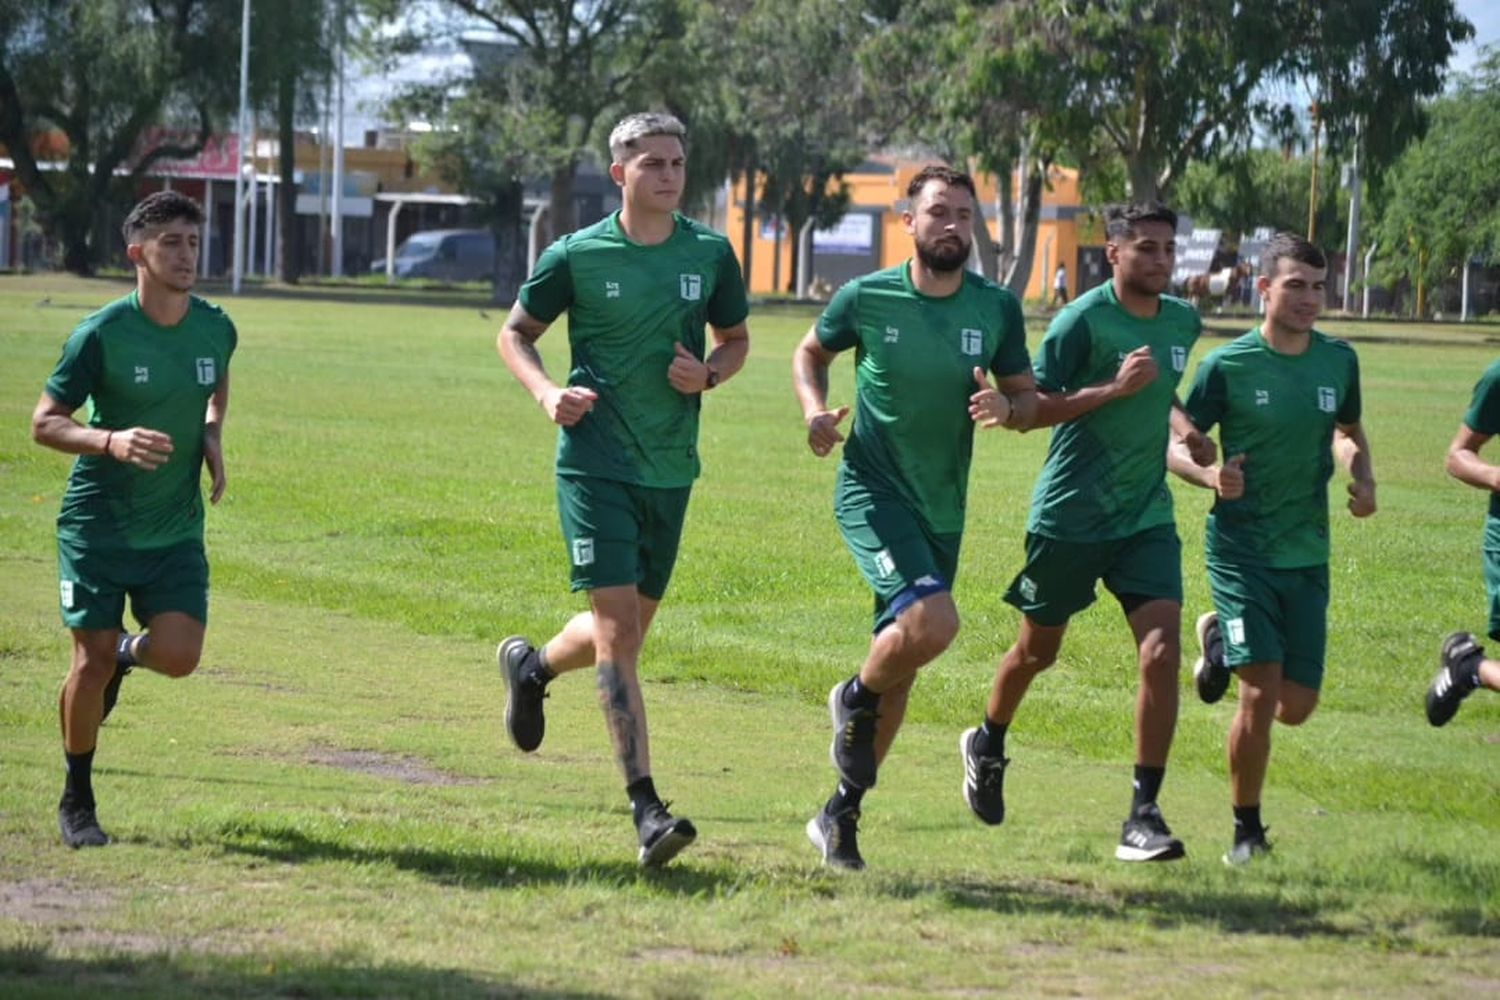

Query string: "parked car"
[372, 229, 495, 281]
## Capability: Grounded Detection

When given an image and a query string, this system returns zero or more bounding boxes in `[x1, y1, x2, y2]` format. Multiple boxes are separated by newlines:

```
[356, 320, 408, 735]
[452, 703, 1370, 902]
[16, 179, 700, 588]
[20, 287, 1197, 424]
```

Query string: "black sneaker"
[1223, 827, 1272, 867]
[828, 680, 878, 790]
[1427, 631, 1482, 727]
[100, 662, 132, 724]
[958, 727, 1008, 826]
[1193, 611, 1231, 704]
[806, 805, 865, 871]
[1115, 803, 1186, 862]
[58, 799, 110, 849]
[497, 636, 547, 752]
[636, 803, 697, 868]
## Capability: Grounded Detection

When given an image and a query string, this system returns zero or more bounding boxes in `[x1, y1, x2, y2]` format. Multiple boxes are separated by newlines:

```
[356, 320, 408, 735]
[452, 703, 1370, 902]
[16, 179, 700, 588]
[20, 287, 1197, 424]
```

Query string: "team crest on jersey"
[960, 328, 983, 356]
[134, 366, 150, 384]
[680, 273, 702, 301]
[1170, 345, 1187, 372]
[1317, 386, 1337, 412]
[196, 358, 216, 386]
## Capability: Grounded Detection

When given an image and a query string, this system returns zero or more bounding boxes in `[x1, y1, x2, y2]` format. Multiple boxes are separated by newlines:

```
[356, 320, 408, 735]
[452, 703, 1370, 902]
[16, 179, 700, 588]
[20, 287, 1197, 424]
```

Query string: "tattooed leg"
[597, 659, 651, 783]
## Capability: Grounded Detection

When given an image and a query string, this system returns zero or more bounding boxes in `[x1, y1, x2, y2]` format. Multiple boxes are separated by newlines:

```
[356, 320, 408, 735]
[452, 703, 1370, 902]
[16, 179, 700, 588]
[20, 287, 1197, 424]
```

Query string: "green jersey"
[1027, 281, 1201, 542]
[45, 290, 237, 551]
[519, 211, 749, 488]
[1461, 357, 1500, 550]
[1183, 329, 1361, 568]
[818, 263, 1031, 535]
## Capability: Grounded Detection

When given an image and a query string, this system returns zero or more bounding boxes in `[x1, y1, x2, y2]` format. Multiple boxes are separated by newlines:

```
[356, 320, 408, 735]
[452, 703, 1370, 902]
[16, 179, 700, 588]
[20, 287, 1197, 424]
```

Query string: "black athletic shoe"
[958, 727, 1008, 826]
[806, 804, 865, 871]
[1223, 827, 1272, 867]
[100, 662, 132, 724]
[1427, 631, 1482, 727]
[497, 636, 547, 752]
[828, 680, 878, 790]
[636, 803, 697, 868]
[58, 799, 110, 849]
[1115, 803, 1186, 862]
[1193, 611, 1231, 705]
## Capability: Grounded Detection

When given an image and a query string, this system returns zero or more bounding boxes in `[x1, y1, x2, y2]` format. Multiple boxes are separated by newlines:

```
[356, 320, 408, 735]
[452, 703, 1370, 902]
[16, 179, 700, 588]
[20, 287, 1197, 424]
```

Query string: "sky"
[1451, 0, 1500, 76]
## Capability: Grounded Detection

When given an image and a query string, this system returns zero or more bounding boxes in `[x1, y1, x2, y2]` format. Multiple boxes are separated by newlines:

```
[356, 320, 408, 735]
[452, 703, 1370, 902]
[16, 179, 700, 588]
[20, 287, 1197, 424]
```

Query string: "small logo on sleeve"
[680, 274, 702, 300]
[196, 358, 217, 386]
[1255, 389, 1270, 406]
[134, 366, 150, 384]
[884, 326, 900, 344]
[605, 281, 621, 299]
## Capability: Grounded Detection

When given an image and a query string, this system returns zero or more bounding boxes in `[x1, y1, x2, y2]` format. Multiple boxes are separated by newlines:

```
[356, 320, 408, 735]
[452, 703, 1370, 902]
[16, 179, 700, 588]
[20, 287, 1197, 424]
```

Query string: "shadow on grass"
[215, 820, 736, 896]
[0, 945, 607, 999]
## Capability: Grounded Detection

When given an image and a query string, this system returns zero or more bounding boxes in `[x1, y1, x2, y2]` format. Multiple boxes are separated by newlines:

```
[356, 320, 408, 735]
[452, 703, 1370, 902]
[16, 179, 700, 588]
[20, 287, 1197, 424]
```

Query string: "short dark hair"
[907, 164, 977, 203]
[1259, 231, 1326, 276]
[121, 190, 204, 245]
[1104, 202, 1178, 241]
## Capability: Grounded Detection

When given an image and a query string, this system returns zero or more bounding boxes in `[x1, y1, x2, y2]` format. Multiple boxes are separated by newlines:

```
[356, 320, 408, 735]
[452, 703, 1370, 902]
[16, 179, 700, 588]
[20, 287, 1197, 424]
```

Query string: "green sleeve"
[990, 290, 1032, 378]
[1183, 355, 1225, 433]
[517, 238, 573, 323]
[1463, 361, 1500, 435]
[815, 280, 861, 353]
[1337, 348, 1362, 425]
[1034, 310, 1091, 392]
[707, 244, 750, 329]
[43, 325, 103, 410]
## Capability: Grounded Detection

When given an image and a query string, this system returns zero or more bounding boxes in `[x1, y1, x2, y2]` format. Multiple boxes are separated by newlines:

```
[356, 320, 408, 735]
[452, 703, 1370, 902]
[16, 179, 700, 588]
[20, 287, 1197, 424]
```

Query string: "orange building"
[724, 157, 1104, 302]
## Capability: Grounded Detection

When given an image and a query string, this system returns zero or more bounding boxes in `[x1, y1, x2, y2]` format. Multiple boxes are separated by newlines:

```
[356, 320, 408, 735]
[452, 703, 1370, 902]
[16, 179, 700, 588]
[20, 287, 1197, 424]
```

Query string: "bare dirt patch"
[303, 747, 486, 786]
[0, 878, 114, 925]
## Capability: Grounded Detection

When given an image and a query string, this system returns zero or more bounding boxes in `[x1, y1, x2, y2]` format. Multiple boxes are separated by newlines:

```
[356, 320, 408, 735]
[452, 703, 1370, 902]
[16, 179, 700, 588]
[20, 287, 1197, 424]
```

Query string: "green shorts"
[1206, 561, 1329, 691]
[1004, 523, 1182, 627]
[1483, 547, 1500, 642]
[57, 536, 209, 631]
[556, 474, 692, 600]
[835, 468, 959, 632]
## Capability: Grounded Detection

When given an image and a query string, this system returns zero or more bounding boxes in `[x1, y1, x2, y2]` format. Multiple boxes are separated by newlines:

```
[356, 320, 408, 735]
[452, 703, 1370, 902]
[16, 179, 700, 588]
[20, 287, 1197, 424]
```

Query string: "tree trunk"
[1004, 162, 1044, 298]
[549, 163, 577, 239]
[971, 205, 998, 281]
[738, 160, 755, 288]
[492, 178, 526, 306]
[276, 65, 301, 284]
[1127, 155, 1161, 202]
[997, 166, 1015, 279]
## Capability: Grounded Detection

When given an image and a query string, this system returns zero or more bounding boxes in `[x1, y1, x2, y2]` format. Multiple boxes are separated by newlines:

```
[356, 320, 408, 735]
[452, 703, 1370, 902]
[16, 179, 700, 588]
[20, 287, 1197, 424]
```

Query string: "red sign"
[136, 128, 240, 180]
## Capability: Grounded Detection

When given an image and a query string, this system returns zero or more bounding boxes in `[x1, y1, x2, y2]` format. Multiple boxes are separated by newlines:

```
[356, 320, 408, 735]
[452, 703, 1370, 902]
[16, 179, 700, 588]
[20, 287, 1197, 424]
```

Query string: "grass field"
[1, 273, 1497, 998]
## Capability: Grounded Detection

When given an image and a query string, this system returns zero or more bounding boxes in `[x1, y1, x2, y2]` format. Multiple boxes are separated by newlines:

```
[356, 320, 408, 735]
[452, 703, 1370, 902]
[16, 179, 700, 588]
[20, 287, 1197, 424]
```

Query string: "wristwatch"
[705, 367, 720, 390]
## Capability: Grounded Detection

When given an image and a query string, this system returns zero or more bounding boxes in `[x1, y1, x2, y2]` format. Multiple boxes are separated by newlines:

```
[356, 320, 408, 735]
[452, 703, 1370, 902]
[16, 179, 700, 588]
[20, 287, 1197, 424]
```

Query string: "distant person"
[1427, 358, 1500, 726]
[1050, 263, 1069, 308]
[31, 191, 237, 848]
[1170, 232, 1375, 865]
[493, 112, 750, 867]
[792, 165, 1036, 870]
[960, 202, 1213, 863]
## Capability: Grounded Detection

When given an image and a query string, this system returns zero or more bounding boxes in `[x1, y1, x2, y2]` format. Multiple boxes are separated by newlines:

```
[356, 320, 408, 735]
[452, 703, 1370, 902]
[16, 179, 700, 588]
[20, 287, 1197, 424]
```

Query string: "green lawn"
[1, 274, 1496, 998]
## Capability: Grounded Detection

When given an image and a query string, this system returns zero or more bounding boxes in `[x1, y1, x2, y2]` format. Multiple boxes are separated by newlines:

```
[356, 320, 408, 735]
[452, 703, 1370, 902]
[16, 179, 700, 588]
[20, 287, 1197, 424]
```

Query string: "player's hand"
[1112, 346, 1158, 398]
[203, 425, 227, 504]
[667, 342, 711, 394]
[107, 426, 174, 471]
[806, 405, 850, 457]
[541, 385, 598, 426]
[1215, 453, 1245, 501]
[1347, 479, 1377, 518]
[1182, 428, 1217, 467]
[968, 367, 1011, 429]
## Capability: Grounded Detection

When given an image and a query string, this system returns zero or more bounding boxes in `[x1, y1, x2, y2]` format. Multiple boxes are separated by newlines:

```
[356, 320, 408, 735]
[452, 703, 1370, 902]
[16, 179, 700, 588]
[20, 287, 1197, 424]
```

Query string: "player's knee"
[1138, 638, 1179, 676]
[908, 604, 959, 658]
[155, 648, 201, 678]
[1015, 644, 1057, 673]
[592, 619, 643, 660]
[1276, 697, 1317, 726]
[69, 655, 115, 689]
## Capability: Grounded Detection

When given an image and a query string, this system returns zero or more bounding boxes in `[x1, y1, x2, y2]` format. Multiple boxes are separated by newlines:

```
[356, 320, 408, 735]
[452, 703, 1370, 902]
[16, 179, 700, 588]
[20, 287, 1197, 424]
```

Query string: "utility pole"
[231, 0, 251, 294]
[1342, 118, 1362, 312]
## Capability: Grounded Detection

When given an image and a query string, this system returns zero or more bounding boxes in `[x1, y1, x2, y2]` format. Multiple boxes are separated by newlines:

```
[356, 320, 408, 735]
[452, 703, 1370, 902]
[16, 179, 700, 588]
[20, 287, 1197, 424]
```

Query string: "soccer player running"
[494, 113, 749, 867]
[793, 165, 1037, 870]
[960, 202, 1213, 863]
[31, 191, 236, 848]
[1169, 232, 1375, 865]
[1426, 358, 1500, 726]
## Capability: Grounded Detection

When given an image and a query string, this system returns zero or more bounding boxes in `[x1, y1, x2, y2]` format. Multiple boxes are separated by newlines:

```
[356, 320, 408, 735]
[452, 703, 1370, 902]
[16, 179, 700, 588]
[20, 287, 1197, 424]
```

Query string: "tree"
[0, 0, 239, 273]
[1174, 148, 1346, 243]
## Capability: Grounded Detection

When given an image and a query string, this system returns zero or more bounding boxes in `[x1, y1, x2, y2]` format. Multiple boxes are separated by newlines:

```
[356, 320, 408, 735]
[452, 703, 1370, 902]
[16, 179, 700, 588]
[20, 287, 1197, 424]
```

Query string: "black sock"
[519, 647, 554, 690]
[975, 718, 1008, 757]
[1233, 804, 1263, 841]
[63, 749, 96, 807]
[627, 776, 661, 827]
[842, 675, 880, 711]
[1460, 654, 1484, 689]
[825, 780, 866, 815]
[116, 634, 139, 669]
[1132, 765, 1165, 813]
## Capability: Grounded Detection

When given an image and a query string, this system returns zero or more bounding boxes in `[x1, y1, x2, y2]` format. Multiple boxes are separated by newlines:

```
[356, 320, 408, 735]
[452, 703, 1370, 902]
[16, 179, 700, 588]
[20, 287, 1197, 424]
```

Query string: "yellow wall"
[726, 159, 1093, 300]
